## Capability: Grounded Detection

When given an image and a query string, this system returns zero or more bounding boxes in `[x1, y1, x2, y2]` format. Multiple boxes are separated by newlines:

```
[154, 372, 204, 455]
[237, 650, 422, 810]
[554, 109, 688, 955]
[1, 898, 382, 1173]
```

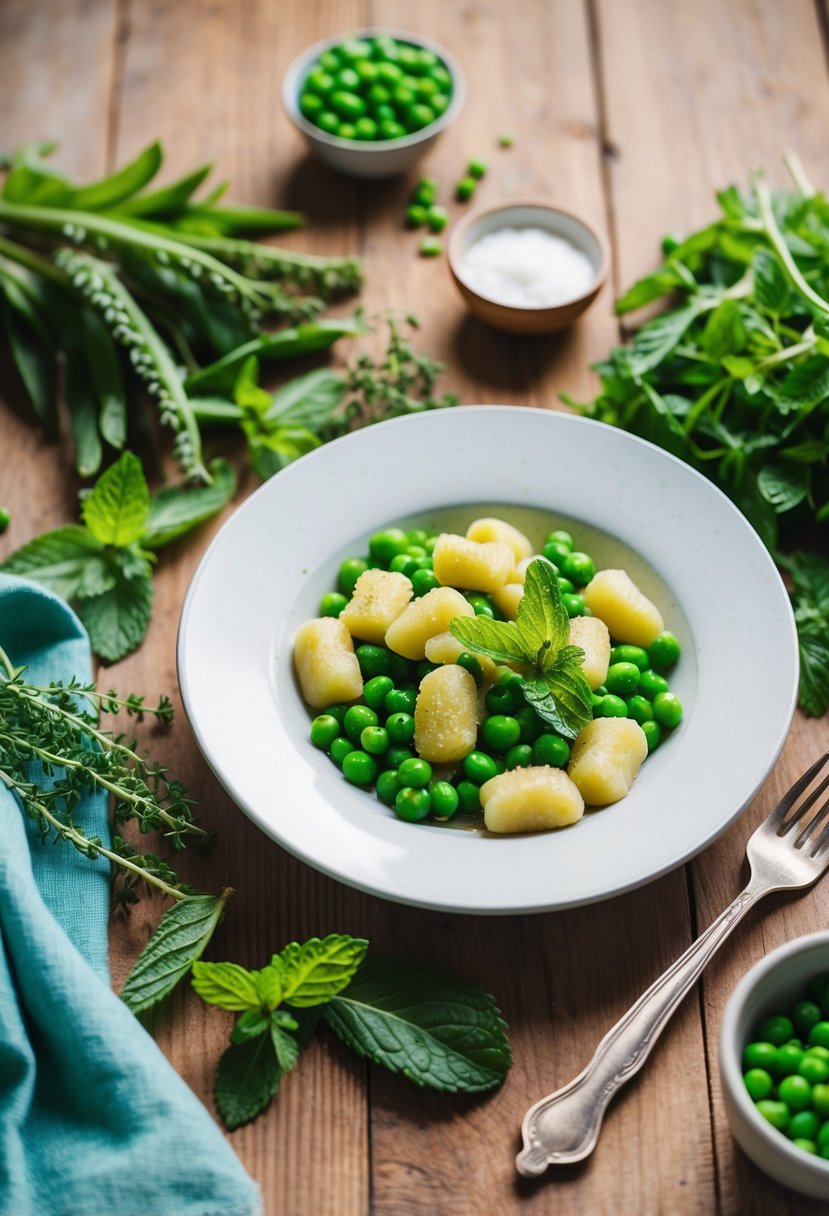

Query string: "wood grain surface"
[2, 2, 829, 1213]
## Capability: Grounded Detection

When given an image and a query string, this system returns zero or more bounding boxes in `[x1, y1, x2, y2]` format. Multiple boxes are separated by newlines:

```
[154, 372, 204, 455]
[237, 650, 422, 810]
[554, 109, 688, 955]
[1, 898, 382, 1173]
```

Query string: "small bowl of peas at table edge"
[719, 931, 829, 1200]
[282, 28, 465, 178]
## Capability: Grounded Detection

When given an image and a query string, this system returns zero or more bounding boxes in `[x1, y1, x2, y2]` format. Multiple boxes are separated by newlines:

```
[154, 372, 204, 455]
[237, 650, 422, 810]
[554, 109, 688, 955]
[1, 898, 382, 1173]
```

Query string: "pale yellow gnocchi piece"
[339, 569, 413, 646]
[423, 631, 499, 683]
[384, 587, 474, 660]
[413, 665, 478, 762]
[465, 517, 533, 564]
[432, 534, 515, 593]
[491, 582, 524, 620]
[582, 569, 664, 647]
[568, 616, 611, 691]
[480, 766, 585, 833]
[293, 618, 363, 709]
[567, 718, 648, 806]
[511, 556, 534, 584]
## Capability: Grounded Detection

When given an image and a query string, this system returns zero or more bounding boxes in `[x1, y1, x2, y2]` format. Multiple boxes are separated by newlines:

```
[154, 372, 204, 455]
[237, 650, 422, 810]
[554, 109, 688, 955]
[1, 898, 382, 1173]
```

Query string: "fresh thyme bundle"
[567, 158, 829, 714]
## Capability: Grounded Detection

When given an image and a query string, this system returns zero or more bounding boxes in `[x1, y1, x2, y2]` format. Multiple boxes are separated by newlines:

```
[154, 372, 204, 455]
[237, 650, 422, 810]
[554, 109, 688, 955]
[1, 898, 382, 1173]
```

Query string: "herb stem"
[0, 233, 67, 286]
[783, 150, 815, 198]
[754, 182, 829, 318]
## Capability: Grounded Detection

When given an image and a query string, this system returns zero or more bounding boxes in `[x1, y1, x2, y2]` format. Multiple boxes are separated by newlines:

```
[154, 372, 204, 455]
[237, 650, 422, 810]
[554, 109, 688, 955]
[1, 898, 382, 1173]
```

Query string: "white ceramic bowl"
[720, 933, 829, 1200]
[178, 407, 798, 915]
[281, 28, 465, 178]
[448, 201, 609, 333]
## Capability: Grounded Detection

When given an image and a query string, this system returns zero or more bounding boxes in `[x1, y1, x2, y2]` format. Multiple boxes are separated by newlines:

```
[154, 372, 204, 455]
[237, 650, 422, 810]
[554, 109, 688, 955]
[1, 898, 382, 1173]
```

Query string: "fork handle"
[516, 875, 766, 1177]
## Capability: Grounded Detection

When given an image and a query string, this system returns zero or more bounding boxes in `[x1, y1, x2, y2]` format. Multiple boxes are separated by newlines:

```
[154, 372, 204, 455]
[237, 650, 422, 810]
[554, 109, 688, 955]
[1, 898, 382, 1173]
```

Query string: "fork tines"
[775, 752, 829, 855]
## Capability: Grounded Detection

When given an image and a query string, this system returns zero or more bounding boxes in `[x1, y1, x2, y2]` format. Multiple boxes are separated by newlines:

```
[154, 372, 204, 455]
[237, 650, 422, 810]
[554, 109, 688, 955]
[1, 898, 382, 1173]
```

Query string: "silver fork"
[516, 752, 829, 1178]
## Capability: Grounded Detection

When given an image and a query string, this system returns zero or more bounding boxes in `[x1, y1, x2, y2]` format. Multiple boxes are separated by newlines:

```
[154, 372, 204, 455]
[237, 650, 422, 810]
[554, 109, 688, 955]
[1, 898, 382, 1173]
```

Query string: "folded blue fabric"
[0, 574, 262, 1216]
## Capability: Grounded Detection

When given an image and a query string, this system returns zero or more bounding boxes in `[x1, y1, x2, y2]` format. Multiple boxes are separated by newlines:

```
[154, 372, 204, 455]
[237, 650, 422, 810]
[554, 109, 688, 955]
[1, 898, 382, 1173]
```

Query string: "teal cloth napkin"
[0, 574, 262, 1216]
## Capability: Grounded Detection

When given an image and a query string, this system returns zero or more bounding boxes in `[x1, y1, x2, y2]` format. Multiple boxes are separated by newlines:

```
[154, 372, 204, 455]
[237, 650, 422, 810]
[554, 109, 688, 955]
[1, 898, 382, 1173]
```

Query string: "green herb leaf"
[614, 263, 689, 315]
[83, 309, 127, 450]
[252, 961, 284, 1011]
[514, 558, 569, 667]
[323, 955, 511, 1093]
[121, 890, 231, 1014]
[191, 960, 262, 1011]
[777, 356, 829, 412]
[701, 299, 746, 361]
[624, 303, 703, 376]
[214, 1036, 281, 1131]
[246, 426, 322, 481]
[2, 142, 73, 207]
[270, 1023, 300, 1072]
[142, 458, 236, 549]
[230, 1011, 271, 1044]
[71, 141, 163, 211]
[448, 615, 529, 666]
[757, 462, 810, 513]
[76, 551, 153, 663]
[796, 620, 829, 717]
[0, 525, 109, 600]
[82, 451, 150, 547]
[266, 367, 347, 430]
[112, 162, 213, 217]
[0, 289, 58, 433]
[278, 934, 369, 1008]
[523, 651, 593, 740]
[753, 249, 791, 315]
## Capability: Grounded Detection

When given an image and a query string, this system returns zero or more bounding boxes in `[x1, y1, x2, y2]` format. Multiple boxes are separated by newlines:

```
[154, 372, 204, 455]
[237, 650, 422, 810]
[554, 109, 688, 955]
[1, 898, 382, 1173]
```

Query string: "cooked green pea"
[360, 726, 389, 755]
[344, 704, 379, 742]
[555, 577, 575, 595]
[813, 1082, 829, 1116]
[560, 551, 596, 586]
[337, 123, 357, 140]
[354, 58, 378, 85]
[318, 50, 340, 73]
[335, 66, 361, 91]
[610, 644, 650, 671]
[426, 204, 449, 232]
[310, 714, 341, 750]
[416, 76, 440, 99]
[406, 103, 436, 131]
[648, 631, 682, 670]
[513, 706, 542, 743]
[789, 1110, 820, 1141]
[799, 1053, 829, 1085]
[299, 92, 324, 120]
[463, 751, 499, 785]
[368, 528, 407, 564]
[773, 1042, 804, 1077]
[456, 652, 484, 685]
[363, 675, 394, 710]
[485, 685, 517, 715]
[394, 787, 431, 822]
[455, 176, 476, 201]
[467, 159, 486, 179]
[744, 1041, 778, 1071]
[411, 567, 440, 595]
[325, 703, 349, 726]
[430, 64, 452, 89]
[793, 1000, 822, 1037]
[339, 38, 372, 62]
[377, 61, 403, 86]
[398, 757, 432, 788]
[467, 594, 495, 617]
[342, 750, 378, 786]
[386, 712, 415, 744]
[305, 69, 335, 96]
[319, 591, 348, 617]
[779, 1074, 812, 1111]
[338, 557, 368, 595]
[456, 780, 482, 814]
[743, 1068, 773, 1101]
[376, 769, 402, 806]
[392, 84, 416, 109]
[531, 734, 570, 767]
[386, 745, 414, 769]
[356, 644, 391, 679]
[638, 670, 669, 701]
[597, 694, 628, 718]
[331, 90, 366, 121]
[809, 1021, 829, 1049]
[372, 101, 395, 124]
[759, 1015, 795, 1046]
[756, 1100, 789, 1131]
[430, 93, 450, 115]
[605, 662, 640, 697]
[430, 781, 459, 820]
[329, 737, 355, 768]
[481, 715, 521, 753]
[379, 120, 407, 140]
[653, 692, 683, 728]
[562, 593, 585, 618]
[316, 110, 340, 135]
[505, 744, 533, 769]
[354, 116, 379, 141]
[419, 236, 442, 257]
[406, 203, 427, 227]
[626, 695, 654, 725]
[385, 688, 417, 715]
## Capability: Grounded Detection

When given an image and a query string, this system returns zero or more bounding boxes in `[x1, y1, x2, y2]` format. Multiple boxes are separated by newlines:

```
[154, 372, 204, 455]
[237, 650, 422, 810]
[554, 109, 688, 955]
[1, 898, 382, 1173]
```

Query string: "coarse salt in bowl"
[448, 200, 609, 334]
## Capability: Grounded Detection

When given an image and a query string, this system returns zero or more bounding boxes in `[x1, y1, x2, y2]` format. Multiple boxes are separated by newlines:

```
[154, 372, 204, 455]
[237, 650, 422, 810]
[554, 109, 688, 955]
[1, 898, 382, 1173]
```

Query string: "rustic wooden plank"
[597, 1, 829, 1212]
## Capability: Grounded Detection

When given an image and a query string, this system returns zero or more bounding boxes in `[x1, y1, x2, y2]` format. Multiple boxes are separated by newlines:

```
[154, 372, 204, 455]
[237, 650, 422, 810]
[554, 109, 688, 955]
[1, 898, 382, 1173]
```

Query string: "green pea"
[562, 593, 585, 618]
[640, 721, 662, 753]
[467, 594, 495, 618]
[788, 1110, 820, 1141]
[430, 781, 459, 820]
[430, 93, 450, 115]
[386, 745, 414, 770]
[416, 48, 440, 73]
[453, 652, 483, 685]
[416, 660, 439, 682]
[331, 91, 366, 121]
[355, 58, 378, 85]
[456, 780, 482, 815]
[455, 176, 476, 201]
[546, 529, 574, 551]
[379, 120, 407, 140]
[743, 1040, 778, 1070]
[386, 712, 415, 744]
[426, 204, 449, 232]
[397, 45, 420, 72]
[756, 1100, 789, 1131]
[299, 92, 324, 120]
[355, 645, 391, 680]
[318, 50, 340, 73]
[779, 1074, 813, 1111]
[653, 692, 683, 729]
[363, 675, 394, 710]
[498, 131, 515, 147]
[481, 715, 521, 754]
[505, 744, 533, 769]
[339, 38, 373, 62]
[743, 1068, 773, 1101]
[605, 662, 640, 697]
[793, 1000, 822, 1038]
[329, 737, 355, 768]
[419, 236, 442, 257]
[319, 591, 348, 617]
[430, 64, 453, 89]
[512, 706, 541, 743]
[316, 111, 340, 135]
[405, 202, 426, 227]
[305, 69, 335, 96]
[398, 757, 433, 788]
[638, 670, 669, 701]
[532, 734, 570, 767]
[800, 1053, 829, 1085]
[412, 568, 440, 595]
[377, 61, 403, 86]
[385, 688, 417, 715]
[376, 769, 401, 805]
[543, 539, 569, 564]
[392, 84, 416, 109]
[560, 551, 596, 586]
[369, 528, 407, 564]
[325, 704, 349, 726]
[407, 528, 429, 546]
[486, 685, 517, 715]
[809, 1021, 829, 1049]
[344, 704, 379, 742]
[626, 695, 654, 725]
[772, 1042, 804, 1077]
[367, 82, 392, 106]
[610, 644, 650, 671]
[394, 786, 432, 822]
[648, 631, 682, 671]
[792, 1138, 818, 1154]
[467, 158, 486, 179]
[406, 103, 436, 131]
[759, 1014, 795, 1046]
[813, 1082, 829, 1117]
[388, 655, 417, 687]
[463, 750, 499, 785]
[342, 750, 378, 786]
[309, 714, 341, 750]
[360, 726, 389, 755]
[335, 66, 361, 91]
[597, 694, 628, 719]
[338, 557, 368, 595]
[354, 116, 379, 141]
[416, 76, 440, 99]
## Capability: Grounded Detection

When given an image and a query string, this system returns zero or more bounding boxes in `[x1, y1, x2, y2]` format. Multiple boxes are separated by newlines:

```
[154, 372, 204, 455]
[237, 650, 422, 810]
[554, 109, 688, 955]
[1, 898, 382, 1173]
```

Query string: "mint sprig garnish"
[449, 557, 592, 739]
[192, 936, 511, 1130]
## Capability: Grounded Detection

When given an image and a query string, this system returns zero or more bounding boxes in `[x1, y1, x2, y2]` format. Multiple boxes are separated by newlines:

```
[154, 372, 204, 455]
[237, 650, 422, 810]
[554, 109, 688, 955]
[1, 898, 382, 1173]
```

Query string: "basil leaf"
[71, 140, 163, 210]
[449, 615, 529, 665]
[323, 956, 511, 1093]
[76, 552, 153, 663]
[121, 891, 230, 1014]
[514, 558, 569, 666]
[142, 458, 236, 549]
[82, 451, 150, 547]
[191, 960, 262, 1012]
[0, 525, 108, 600]
[214, 1036, 280, 1131]
[278, 934, 368, 1008]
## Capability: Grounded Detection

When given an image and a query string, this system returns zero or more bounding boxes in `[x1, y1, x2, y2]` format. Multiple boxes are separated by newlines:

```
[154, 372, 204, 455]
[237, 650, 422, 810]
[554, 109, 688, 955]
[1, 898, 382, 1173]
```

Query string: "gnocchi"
[582, 569, 664, 648]
[339, 569, 413, 645]
[567, 718, 648, 806]
[480, 766, 585, 832]
[432, 533, 515, 592]
[294, 617, 363, 709]
[385, 586, 474, 660]
[414, 665, 478, 762]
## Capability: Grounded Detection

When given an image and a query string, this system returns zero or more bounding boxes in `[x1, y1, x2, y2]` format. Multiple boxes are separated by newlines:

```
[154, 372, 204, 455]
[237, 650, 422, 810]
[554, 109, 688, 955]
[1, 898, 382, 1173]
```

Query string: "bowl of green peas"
[719, 932, 829, 1199]
[282, 29, 464, 177]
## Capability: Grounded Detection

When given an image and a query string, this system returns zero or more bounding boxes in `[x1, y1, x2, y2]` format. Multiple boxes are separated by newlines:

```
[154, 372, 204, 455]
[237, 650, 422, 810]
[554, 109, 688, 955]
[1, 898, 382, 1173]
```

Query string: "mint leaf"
[796, 620, 829, 717]
[142, 458, 236, 550]
[253, 960, 284, 1011]
[624, 303, 703, 376]
[788, 550, 829, 616]
[0, 525, 108, 600]
[523, 652, 593, 740]
[324, 956, 510, 1093]
[757, 463, 810, 513]
[191, 960, 262, 1011]
[246, 424, 321, 481]
[514, 558, 569, 666]
[76, 554, 153, 663]
[778, 356, 829, 412]
[121, 891, 231, 1014]
[82, 451, 150, 547]
[753, 250, 791, 315]
[214, 1036, 280, 1131]
[701, 299, 747, 360]
[449, 614, 529, 666]
[230, 1011, 270, 1043]
[270, 1023, 300, 1072]
[266, 367, 346, 429]
[278, 934, 368, 1008]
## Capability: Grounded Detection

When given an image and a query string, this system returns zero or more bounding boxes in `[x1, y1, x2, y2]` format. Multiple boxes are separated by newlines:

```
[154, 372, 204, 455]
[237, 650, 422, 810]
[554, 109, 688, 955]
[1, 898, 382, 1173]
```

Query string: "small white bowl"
[281, 28, 465, 179]
[719, 932, 829, 1200]
[448, 200, 609, 333]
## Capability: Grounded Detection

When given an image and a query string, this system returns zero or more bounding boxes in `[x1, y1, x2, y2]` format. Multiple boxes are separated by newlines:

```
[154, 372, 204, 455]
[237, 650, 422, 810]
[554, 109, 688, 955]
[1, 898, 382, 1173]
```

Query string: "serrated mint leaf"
[270, 1023, 300, 1072]
[253, 960, 284, 1011]
[76, 557, 153, 663]
[788, 550, 829, 617]
[0, 525, 107, 600]
[539, 655, 593, 739]
[753, 250, 791, 315]
[142, 458, 236, 550]
[192, 960, 262, 1011]
[324, 956, 511, 1094]
[796, 620, 829, 717]
[121, 891, 230, 1014]
[514, 558, 569, 665]
[700, 299, 747, 361]
[82, 450, 150, 546]
[625, 303, 702, 376]
[449, 614, 528, 666]
[757, 462, 810, 513]
[778, 356, 829, 412]
[278, 934, 368, 1008]
[230, 1011, 270, 1044]
[214, 1037, 280, 1131]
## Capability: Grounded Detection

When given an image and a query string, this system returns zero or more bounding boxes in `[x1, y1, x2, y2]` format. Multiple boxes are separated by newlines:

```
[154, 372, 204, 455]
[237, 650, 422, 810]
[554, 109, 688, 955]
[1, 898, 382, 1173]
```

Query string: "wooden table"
[3, 1, 829, 1212]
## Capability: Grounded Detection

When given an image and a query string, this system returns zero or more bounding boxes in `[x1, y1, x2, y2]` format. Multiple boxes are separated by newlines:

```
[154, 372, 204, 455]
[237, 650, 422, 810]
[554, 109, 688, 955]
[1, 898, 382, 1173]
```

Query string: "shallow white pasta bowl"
[177, 406, 798, 915]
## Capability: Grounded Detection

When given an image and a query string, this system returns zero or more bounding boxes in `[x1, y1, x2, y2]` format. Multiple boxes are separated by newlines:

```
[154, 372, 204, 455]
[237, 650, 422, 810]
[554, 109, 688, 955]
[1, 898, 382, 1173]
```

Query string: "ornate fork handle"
[516, 875, 765, 1177]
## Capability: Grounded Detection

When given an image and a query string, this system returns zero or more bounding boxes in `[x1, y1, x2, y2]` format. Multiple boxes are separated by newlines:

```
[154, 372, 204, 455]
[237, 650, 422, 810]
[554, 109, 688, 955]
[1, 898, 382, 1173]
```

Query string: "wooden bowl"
[447, 200, 609, 333]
